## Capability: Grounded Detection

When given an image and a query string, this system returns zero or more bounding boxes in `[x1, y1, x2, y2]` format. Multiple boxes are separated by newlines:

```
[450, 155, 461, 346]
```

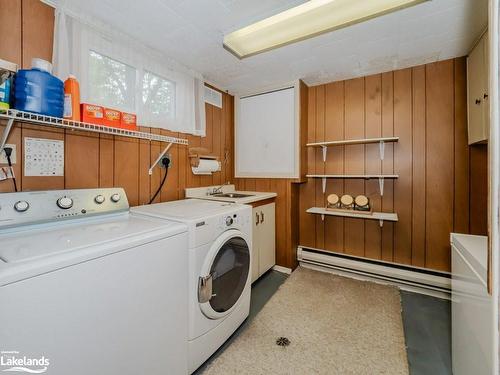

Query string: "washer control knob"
[57, 197, 73, 209]
[110, 193, 121, 203]
[225, 216, 234, 226]
[94, 195, 105, 204]
[14, 200, 29, 212]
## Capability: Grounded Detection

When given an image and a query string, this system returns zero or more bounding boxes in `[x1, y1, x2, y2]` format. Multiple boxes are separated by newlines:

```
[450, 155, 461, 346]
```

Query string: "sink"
[212, 193, 254, 198]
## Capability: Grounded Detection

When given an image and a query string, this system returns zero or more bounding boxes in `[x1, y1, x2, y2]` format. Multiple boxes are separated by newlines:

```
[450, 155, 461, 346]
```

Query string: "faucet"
[209, 182, 230, 195]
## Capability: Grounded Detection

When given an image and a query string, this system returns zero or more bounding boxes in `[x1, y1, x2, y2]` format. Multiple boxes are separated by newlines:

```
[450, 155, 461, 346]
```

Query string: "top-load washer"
[0, 188, 189, 375]
[131, 199, 252, 373]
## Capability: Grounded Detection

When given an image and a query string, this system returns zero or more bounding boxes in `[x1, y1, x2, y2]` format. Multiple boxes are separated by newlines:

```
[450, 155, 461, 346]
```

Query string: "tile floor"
[196, 270, 452, 375]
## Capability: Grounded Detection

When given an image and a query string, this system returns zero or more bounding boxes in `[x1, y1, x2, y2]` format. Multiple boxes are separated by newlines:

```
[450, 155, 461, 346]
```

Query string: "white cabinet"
[467, 32, 489, 144]
[251, 202, 276, 282]
[235, 83, 300, 178]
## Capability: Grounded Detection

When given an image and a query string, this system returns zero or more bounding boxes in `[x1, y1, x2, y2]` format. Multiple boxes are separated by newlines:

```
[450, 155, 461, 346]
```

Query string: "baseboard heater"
[297, 246, 451, 298]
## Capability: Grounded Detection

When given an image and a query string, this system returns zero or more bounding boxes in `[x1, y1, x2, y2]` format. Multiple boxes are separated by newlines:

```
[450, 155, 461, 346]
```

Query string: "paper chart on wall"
[24, 137, 64, 177]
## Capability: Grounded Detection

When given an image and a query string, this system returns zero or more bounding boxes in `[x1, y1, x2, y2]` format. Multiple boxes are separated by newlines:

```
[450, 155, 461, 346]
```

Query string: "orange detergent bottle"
[63, 75, 81, 121]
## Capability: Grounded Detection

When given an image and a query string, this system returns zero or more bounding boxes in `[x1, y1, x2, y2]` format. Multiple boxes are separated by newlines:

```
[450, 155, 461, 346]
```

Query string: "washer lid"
[131, 199, 242, 222]
[0, 213, 186, 263]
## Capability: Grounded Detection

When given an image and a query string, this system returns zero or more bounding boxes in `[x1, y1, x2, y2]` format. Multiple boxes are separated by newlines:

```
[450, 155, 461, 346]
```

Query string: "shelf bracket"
[322, 177, 327, 194]
[149, 142, 173, 175]
[321, 146, 327, 162]
[379, 219, 384, 227]
[379, 141, 385, 160]
[321, 214, 325, 221]
[378, 177, 384, 196]
[0, 118, 14, 153]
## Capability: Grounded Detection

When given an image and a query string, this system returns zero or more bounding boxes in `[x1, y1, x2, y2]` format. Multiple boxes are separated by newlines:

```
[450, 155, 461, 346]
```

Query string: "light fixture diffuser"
[223, 0, 428, 59]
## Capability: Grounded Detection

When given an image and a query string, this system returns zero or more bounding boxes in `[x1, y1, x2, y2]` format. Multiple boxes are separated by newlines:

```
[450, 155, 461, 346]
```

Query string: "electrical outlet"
[0, 144, 16, 165]
[161, 153, 172, 169]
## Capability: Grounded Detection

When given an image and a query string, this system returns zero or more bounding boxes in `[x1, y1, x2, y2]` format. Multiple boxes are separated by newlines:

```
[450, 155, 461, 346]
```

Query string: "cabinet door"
[251, 208, 260, 283]
[467, 35, 488, 144]
[258, 203, 276, 276]
[482, 33, 489, 134]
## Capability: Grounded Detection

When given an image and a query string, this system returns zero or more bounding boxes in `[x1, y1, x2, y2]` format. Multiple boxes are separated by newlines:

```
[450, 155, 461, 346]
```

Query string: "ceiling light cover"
[223, 0, 428, 59]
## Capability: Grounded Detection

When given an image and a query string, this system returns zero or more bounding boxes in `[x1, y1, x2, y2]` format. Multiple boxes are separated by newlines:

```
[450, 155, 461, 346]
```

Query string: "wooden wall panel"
[301, 58, 487, 272]
[21, 0, 54, 68]
[454, 59, 470, 234]
[470, 144, 488, 235]
[65, 131, 99, 188]
[99, 135, 114, 188]
[411, 66, 426, 267]
[299, 86, 317, 249]
[364, 75, 382, 260]
[314, 86, 325, 250]
[381, 72, 395, 262]
[138, 127, 151, 205]
[324, 81, 344, 253]
[0, 0, 22, 66]
[343, 78, 365, 257]
[393, 68, 412, 266]
[425, 60, 455, 271]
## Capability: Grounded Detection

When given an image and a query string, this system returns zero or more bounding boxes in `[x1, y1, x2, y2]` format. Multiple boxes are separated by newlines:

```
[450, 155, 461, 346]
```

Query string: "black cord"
[149, 157, 170, 204]
[3, 147, 17, 192]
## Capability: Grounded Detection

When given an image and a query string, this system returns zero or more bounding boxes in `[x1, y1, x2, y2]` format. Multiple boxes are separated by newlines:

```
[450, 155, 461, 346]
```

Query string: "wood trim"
[250, 197, 276, 208]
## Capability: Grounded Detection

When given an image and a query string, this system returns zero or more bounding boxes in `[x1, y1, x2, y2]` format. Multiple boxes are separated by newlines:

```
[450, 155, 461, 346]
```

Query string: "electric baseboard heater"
[297, 246, 451, 298]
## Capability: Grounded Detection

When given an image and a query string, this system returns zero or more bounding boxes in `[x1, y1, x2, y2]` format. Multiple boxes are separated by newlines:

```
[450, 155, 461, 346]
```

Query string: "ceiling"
[54, 0, 488, 96]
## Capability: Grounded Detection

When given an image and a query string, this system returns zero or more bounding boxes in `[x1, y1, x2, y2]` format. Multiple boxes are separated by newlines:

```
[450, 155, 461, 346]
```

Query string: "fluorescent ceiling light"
[223, 0, 428, 59]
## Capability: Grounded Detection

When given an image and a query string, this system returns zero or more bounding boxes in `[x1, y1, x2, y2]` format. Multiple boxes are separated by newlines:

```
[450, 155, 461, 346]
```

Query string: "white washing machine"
[0, 188, 189, 375]
[132, 199, 252, 373]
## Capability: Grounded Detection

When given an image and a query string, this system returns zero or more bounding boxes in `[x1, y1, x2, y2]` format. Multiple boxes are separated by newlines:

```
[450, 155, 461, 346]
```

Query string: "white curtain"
[52, 7, 206, 136]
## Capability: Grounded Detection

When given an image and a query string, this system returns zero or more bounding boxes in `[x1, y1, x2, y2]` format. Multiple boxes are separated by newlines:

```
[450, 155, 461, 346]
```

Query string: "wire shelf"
[0, 109, 189, 145]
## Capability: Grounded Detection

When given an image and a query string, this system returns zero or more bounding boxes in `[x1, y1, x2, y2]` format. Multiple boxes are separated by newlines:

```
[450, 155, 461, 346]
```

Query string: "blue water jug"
[14, 68, 64, 118]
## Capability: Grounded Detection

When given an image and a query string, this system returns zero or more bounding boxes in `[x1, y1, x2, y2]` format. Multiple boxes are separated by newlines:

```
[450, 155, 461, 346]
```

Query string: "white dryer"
[0, 188, 189, 375]
[131, 199, 252, 373]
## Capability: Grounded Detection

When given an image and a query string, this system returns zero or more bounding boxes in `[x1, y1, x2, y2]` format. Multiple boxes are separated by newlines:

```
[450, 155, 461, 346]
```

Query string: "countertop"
[185, 185, 277, 204]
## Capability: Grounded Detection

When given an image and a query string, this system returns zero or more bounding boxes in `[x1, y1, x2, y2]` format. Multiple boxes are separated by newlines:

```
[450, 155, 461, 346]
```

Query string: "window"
[88, 50, 136, 111]
[142, 71, 175, 119]
[54, 12, 205, 134]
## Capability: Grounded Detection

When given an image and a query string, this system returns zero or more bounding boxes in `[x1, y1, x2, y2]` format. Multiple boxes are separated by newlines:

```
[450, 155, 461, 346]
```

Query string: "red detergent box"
[120, 112, 137, 131]
[81, 103, 104, 125]
[103, 108, 121, 128]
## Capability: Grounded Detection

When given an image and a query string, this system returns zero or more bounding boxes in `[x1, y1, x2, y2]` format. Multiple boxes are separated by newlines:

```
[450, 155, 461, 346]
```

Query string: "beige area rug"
[202, 267, 409, 375]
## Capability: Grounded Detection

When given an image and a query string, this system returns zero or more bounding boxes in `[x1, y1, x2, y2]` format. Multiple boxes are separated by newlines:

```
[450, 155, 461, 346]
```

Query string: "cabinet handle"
[260, 211, 264, 224]
[255, 212, 260, 226]
[475, 98, 482, 105]
[484, 93, 489, 99]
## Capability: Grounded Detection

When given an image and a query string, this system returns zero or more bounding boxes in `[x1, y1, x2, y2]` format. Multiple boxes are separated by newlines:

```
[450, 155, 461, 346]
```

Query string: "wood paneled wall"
[299, 58, 488, 272]
[0, 0, 234, 205]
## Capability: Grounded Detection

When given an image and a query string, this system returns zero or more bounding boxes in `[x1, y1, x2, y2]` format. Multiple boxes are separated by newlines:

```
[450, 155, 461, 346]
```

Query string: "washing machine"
[0, 188, 189, 375]
[131, 199, 252, 373]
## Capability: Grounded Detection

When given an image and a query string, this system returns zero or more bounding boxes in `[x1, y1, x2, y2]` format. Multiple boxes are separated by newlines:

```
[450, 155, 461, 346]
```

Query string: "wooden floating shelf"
[307, 136, 399, 163]
[307, 174, 398, 195]
[306, 136, 399, 147]
[306, 174, 399, 179]
[307, 207, 398, 227]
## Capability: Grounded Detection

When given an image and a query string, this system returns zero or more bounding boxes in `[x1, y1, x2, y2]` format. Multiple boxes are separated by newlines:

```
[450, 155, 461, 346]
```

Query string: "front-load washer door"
[198, 229, 250, 320]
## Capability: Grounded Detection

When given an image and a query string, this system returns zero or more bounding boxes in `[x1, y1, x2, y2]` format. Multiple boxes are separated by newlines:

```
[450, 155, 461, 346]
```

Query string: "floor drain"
[276, 337, 290, 347]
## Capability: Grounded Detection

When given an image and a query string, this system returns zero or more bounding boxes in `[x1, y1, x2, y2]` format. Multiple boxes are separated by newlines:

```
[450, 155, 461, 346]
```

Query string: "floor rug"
[202, 266, 408, 375]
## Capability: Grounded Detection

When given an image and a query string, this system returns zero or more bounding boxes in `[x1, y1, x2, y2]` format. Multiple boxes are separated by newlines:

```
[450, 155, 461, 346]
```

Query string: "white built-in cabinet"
[467, 32, 489, 145]
[251, 202, 276, 283]
[235, 83, 300, 178]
